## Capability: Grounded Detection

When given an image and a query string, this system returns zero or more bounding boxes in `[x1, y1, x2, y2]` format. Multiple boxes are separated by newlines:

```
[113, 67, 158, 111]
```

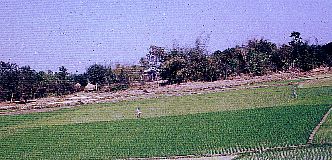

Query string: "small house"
[84, 83, 96, 92]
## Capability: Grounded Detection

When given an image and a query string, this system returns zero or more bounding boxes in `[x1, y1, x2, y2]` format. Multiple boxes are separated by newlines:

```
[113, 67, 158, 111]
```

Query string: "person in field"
[292, 84, 298, 98]
[136, 107, 142, 118]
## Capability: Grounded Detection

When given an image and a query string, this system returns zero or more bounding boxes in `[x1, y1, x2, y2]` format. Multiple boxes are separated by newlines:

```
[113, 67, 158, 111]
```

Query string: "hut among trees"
[84, 83, 96, 92]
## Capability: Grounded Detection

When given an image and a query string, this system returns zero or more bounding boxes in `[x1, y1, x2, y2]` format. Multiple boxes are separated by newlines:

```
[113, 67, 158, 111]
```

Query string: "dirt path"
[127, 155, 236, 160]
[128, 144, 311, 160]
[1, 68, 331, 115]
[164, 155, 236, 160]
[307, 107, 332, 144]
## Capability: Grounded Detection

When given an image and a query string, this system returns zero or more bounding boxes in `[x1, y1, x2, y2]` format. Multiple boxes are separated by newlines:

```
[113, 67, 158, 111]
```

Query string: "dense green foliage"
[0, 64, 77, 101]
[0, 63, 131, 102]
[154, 32, 332, 84]
[86, 64, 117, 85]
[0, 105, 330, 159]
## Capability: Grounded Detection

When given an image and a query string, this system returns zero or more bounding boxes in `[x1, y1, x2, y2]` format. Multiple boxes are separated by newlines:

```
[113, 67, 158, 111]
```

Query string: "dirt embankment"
[1, 68, 331, 115]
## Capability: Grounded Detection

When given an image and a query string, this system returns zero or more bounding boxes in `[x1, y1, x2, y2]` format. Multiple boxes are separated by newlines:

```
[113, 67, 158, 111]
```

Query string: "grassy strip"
[314, 112, 332, 144]
[0, 104, 330, 159]
[0, 110, 68, 128]
[0, 110, 70, 139]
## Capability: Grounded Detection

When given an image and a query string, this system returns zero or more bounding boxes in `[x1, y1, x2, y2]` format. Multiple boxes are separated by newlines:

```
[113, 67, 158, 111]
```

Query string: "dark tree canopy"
[157, 32, 331, 84]
[87, 64, 107, 85]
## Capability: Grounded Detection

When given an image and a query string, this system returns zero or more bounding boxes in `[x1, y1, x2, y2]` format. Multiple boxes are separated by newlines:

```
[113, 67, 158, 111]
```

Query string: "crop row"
[239, 145, 332, 160]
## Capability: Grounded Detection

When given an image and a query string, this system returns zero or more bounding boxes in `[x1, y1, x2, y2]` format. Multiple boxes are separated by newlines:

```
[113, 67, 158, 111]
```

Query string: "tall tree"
[289, 32, 318, 71]
[246, 39, 276, 75]
[321, 42, 332, 69]
[72, 73, 88, 87]
[86, 64, 106, 85]
[105, 66, 116, 85]
[289, 31, 303, 69]
[274, 44, 292, 71]
[55, 66, 74, 96]
[18, 66, 38, 101]
[0, 61, 19, 102]
[159, 49, 188, 84]
[58, 66, 69, 81]
[186, 49, 209, 81]
[212, 48, 245, 79]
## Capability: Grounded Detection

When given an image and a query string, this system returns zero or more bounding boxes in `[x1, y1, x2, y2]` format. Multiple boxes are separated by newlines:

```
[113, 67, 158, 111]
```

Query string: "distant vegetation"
[145, 32, 332, 84]
[0, 63, 133, 102]
[0, 31, 331, 102]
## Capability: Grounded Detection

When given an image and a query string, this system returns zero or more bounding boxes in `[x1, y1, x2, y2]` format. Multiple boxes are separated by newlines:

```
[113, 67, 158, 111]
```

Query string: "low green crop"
[0, 104, 330, 159]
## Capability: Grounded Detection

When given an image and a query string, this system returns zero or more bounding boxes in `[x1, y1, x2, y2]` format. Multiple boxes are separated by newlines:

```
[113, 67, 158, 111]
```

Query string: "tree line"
[142, 32, 331, 84]
[0, 63, 132, 102]
[0, 32, 331, 102]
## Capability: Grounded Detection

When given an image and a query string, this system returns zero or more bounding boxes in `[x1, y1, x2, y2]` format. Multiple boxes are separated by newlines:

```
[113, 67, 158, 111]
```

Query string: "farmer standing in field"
[136, 107, 142, 118]
[291, 84, 298, 98]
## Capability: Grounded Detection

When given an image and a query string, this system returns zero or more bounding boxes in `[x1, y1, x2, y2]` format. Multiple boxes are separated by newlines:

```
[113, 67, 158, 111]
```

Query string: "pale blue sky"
[0, 0, 331, 73]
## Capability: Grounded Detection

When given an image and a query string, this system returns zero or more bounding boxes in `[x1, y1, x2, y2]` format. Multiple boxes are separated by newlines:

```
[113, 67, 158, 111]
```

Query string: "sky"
[0, 0, 331, 73]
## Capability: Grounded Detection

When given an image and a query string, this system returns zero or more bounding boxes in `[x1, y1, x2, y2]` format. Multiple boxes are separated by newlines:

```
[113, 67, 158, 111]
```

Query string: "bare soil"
[1, 67, 331, 115]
